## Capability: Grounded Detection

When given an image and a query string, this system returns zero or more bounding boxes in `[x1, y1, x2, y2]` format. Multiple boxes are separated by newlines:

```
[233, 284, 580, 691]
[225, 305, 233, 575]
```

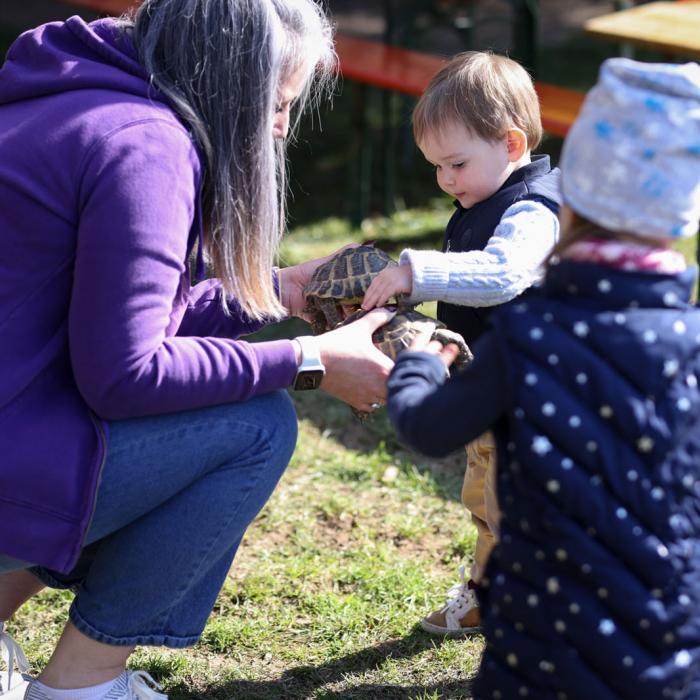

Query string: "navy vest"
[437, 154, 561, 346]
[475, 261, 700, 699]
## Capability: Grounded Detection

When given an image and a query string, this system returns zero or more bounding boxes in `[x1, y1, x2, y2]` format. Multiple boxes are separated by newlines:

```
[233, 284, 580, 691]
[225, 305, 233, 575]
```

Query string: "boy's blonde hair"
[412, 51, 542, 151]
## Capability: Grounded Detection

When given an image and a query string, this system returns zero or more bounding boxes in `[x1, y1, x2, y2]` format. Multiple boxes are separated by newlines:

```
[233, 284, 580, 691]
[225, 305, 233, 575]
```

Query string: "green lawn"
[7, 199, 699, 699]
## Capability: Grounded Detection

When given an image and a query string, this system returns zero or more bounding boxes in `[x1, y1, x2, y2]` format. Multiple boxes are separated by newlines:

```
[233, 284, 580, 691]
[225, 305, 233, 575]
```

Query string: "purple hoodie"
[0, 17, 298, 573]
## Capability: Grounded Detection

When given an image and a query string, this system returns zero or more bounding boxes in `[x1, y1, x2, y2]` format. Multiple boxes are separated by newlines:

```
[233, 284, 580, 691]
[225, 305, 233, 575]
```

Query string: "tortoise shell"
[372, 309, 473, 366]
[304, 244, 397, 303]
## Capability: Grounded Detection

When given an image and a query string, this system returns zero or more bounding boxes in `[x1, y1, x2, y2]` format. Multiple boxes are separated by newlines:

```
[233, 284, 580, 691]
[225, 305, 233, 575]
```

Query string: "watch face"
[293, 369, 325, 391]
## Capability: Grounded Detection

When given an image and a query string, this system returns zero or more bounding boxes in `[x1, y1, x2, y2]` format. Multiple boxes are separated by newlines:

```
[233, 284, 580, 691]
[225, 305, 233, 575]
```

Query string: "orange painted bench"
[335, 34, 585, 139]
[58, 1, 584, 139]
[334, 33, 585, 221]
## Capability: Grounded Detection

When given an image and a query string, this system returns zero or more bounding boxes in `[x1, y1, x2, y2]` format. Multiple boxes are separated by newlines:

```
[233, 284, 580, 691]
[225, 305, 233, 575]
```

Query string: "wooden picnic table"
[584, 1, 700, 61]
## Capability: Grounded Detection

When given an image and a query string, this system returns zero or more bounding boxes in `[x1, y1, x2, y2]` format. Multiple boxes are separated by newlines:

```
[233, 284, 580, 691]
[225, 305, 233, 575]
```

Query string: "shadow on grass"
[168, 627, 475, 699]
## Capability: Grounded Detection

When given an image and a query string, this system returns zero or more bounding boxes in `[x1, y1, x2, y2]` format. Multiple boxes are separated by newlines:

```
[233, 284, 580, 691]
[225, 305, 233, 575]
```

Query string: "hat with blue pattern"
[560, 58, 700, 240]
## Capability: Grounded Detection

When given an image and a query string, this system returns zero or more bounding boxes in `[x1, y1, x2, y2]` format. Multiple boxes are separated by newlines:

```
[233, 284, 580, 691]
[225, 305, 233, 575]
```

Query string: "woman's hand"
[317, 307, 396, 414]
[278, 244, 359, 320]
[361, 264, 413, 311]
[409, 331, 461, 369]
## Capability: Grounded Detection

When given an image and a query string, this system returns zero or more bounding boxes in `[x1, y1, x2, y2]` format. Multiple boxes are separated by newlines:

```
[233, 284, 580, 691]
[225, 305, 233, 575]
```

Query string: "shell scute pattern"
[305, 245, 396, 300]
[373, 310, 474, 365]
[304, 245, 398, 333]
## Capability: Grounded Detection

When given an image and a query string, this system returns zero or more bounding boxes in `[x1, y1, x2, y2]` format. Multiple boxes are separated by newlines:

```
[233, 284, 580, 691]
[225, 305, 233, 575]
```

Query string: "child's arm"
[386, 331, 506, 457]
[398, 199, 559, 308]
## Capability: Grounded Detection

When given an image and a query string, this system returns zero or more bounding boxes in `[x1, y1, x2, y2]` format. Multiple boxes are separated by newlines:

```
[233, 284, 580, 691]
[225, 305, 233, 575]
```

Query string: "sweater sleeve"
[400, 199, 560, 307]
[69, 120, 297, 420]
[387, 332, 507, 457]
[176, 273, 282, 339]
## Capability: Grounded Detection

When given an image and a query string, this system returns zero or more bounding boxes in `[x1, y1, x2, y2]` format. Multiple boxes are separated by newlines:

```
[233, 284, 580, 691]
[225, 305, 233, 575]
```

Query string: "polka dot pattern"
[473, 257, 700, 699]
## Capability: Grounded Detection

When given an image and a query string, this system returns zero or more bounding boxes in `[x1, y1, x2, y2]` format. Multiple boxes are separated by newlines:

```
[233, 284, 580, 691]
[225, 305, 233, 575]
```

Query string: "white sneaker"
[21, 671, 168, 700]
[1, 677, 30, 699]
[0, 626, 30, 696]
[420, 565, 481, 637]
[113, 671, 168, 700]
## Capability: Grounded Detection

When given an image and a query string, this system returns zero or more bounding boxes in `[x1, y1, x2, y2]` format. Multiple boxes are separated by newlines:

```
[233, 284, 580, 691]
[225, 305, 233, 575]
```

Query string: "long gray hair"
[119, 0, 336, 320]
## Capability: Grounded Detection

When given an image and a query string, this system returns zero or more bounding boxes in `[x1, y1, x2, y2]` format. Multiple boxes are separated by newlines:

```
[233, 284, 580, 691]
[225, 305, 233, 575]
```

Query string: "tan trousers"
[462, 431, 499, 583]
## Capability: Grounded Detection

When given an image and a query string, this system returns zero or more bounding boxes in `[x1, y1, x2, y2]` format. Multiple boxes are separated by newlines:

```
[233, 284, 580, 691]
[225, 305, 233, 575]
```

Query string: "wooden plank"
[335, 34, 583, 136]
[534, 82, 585, 138]
[335, 34, 446, 97]
[584, 1, 700, 60]
[49, 14, 582, 137]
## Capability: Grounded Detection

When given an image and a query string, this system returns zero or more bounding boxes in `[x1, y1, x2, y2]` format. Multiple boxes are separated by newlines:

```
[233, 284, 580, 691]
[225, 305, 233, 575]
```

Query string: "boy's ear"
[505, 128, 528, 162]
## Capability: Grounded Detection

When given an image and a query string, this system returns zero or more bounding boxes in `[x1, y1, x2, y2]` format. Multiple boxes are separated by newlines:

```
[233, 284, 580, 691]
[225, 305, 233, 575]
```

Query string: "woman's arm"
[69, 120, 299, 419]
[387, 332, 507, 457]
[176, 276, 281, 339]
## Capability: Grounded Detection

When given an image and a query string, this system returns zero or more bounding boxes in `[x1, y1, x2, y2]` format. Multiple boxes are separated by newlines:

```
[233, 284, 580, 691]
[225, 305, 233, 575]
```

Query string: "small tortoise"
[369, 309, 473, 365]
[341, 308, 473, 420]
[304, 244, 398, 334]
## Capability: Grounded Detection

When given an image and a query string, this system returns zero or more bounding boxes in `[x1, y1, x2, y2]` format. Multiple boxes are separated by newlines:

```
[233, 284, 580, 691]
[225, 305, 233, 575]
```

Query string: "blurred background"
[0, 0, 659, 232]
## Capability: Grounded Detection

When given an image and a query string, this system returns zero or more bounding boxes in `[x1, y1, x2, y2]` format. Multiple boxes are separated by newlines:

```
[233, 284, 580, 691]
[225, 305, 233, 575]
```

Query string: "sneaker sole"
[420, 619, 481, 637]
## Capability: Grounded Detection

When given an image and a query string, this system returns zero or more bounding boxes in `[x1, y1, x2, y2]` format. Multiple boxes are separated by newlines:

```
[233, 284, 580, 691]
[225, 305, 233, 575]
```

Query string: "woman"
[0, 1, 394, 698]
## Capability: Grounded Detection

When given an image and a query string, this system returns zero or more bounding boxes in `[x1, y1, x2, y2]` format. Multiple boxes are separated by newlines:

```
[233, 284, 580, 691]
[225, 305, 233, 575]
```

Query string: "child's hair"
[412, 51, 542, 150]
[547, 210, 621, 266]
[546, 209, 671, 270]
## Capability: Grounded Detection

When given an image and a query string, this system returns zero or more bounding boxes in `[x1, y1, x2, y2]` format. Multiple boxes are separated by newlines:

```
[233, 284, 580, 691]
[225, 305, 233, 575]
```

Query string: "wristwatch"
[292, 335, 326, 391]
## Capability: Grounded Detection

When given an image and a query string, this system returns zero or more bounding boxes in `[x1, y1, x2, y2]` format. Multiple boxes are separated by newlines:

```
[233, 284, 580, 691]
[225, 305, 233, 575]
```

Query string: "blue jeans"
[0, 391, 297, 647]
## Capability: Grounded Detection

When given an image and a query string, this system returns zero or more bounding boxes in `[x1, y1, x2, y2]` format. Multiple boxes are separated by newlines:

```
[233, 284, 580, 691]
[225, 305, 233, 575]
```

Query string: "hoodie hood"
[0, 16, 160, 106]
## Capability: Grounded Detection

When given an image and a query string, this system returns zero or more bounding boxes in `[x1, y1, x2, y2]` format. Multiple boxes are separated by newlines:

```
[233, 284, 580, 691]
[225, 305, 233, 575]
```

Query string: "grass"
[9, 204, 695, 698]
[7, 205, 697, 698]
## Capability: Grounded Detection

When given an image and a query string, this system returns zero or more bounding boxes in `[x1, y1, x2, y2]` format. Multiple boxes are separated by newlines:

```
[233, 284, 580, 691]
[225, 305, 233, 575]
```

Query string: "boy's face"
[418, 122, 515, 209]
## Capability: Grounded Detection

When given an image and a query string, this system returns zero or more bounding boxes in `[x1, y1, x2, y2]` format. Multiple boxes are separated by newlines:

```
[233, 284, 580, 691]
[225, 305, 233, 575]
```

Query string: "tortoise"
[303, 244, 399, 334]
[369, 309, 473, 365]
[340, 307, 473, 420]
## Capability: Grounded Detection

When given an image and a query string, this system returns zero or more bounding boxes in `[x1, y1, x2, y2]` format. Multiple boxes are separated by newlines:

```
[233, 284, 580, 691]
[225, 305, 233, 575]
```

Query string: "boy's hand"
[409, 331, 460, 369]
[361, 264, 413, 310]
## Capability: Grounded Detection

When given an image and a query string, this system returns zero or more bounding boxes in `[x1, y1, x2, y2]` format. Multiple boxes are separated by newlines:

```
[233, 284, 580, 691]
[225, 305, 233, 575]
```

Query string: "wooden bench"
[335, 33, 585, 140]
[58, 2, 584, 139]
[58, 0, 585, 221]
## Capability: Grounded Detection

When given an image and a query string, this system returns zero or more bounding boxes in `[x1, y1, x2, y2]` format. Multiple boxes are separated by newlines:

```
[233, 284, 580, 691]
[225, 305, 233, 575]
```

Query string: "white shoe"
[0, 626, 30, 696]
[15, 671, 168, 700]
[420, 565, 481, 636]
[19, 671, 168, 700]
[0, 677, 30, 699]
[117, 671, 168, 700]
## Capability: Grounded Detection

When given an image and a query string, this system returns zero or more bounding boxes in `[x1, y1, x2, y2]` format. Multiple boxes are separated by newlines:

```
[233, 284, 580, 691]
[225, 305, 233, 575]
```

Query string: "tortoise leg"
[309, 311, 327, 336]
[319, 298, 345, 330]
